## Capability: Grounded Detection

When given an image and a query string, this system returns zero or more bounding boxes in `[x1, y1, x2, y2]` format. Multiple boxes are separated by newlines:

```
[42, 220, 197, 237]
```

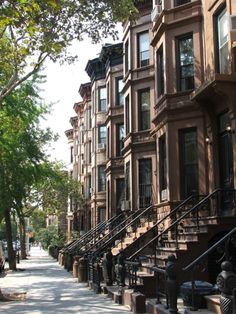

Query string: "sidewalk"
[0, 247, 130, 314]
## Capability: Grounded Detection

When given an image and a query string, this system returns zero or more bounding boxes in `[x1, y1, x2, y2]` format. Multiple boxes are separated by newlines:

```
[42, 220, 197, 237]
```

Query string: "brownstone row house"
[65, 0, 236, 284]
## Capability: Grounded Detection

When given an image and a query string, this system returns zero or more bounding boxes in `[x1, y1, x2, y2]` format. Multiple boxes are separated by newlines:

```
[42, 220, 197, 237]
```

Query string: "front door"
[138, 158, 152, 208]
[218, 112, 234, 211]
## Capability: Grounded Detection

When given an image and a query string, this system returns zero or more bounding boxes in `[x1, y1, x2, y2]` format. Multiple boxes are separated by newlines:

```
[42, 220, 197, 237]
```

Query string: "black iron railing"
[67, 213, 125, 255]
[91, 204, 156, 258]
[124, 194, 202, 262]
[182, 226, 236, 311]
[127, 189, 236, 262]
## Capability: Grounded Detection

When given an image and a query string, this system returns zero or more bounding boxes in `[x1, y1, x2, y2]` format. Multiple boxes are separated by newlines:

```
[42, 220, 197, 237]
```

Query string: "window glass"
[157, 45, 164, 97]
[178, 35, 194, 91]
[125, 95, 130, 135]
[139, 89, 150, 130]
[138, 32, 149, 67]
[117, 78, 124, 106]
[139, 159, 152, 208]
[98, 87, 106, 111]
[98, 166, 106, 192]
[98, 125, 106, 144]
[217, 9, 229, 74]
[116, 124, 124, 156]
[179, 128, 199, 198]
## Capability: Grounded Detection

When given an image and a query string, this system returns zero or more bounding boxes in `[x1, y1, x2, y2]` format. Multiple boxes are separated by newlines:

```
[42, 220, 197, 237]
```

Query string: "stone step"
[146, 297, 216, 314]
[204, 295, 221, 313]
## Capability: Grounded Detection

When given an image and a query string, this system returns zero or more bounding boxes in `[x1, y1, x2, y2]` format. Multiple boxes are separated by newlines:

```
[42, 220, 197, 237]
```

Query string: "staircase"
[106, 189, 236, 313]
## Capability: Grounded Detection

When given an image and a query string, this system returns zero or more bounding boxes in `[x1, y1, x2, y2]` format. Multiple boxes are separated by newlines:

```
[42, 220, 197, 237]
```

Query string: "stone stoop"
[204, 295, 221, 313]
[146, 298, 216, 314]
[136, 272, 157, 297]
[106, 286, 146, 314]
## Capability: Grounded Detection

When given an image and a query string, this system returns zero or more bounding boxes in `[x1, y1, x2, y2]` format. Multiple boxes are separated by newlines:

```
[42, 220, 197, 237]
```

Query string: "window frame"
[98, 86, 107, 112]
[175, 0, 191, 6]
[179, 127, 199, 198]
[138, 88, 151, 131]
[137, 31, 150, 68]
[98, 165, 106, 192]
[116, 123, 124, 157]
[98, 125, 106, 144]
[215, 7, 229, 74]
[176, 33, 194, 92]
[157, 44, 164, 97]
[116, 77, 124, 106]
[125, 95, 130, 135]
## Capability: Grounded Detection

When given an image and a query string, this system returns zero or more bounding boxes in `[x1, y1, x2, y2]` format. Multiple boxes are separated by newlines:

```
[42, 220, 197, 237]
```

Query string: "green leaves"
[0, 0, 136, 103]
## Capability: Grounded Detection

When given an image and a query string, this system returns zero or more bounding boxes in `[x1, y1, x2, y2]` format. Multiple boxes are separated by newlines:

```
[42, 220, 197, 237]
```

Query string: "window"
[125, 40, 129, 73]
[179, 128, 199, 198]
[175, 0, 191, 5]
[98, 125, 106, 144]
[125, 95, 130, 135]
[89, 140, 92, 163]
[92, 91, 95, 114]
[116, 77, 124, 106]
[98, 86, 106, 112]
[125, 162, 130, 201]
[70, 146, 73, 163]
[218, 112, 234, 189]
[139, 89, 150, 131]
[98, 208, 106, 223]
[88, 107, 91, 128]
[107, 82, 110, 107]
[138, 32, 149, 67]
[159, 134, 167, 200]
[157, 45, 164, 97]
[177, 35, 194, 91]
[98, 165, 106, 192]
[139, 159, 152, 208]
[217, 9, 229, 74]
[116, 124, 124, 157]
[116, 178, 125, 210]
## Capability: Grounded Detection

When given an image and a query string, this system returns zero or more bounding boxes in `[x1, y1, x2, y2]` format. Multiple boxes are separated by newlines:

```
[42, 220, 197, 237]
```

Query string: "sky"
[39, 38, 115, 166]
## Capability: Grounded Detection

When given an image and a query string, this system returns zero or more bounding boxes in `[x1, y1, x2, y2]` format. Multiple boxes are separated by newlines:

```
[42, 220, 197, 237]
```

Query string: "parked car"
[0, 241, 6, 272]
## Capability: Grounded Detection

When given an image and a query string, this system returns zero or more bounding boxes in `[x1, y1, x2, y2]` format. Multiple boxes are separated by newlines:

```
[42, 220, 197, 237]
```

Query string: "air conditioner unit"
[151, 5, 162, 22]
[229, 15, 236, 42]
[97, 143, 106, 150]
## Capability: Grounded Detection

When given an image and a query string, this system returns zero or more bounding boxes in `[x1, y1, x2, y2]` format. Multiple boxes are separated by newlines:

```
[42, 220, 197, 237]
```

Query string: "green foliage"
[0, 0, 137, 102]
[0, 220, 17, 240]
[35, 225, 65, 249]
[0, 75, 57, 220]
[30, 210, 46, 233]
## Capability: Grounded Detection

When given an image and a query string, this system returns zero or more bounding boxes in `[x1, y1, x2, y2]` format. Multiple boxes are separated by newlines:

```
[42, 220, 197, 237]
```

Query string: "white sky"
[40, 36, 120, 166]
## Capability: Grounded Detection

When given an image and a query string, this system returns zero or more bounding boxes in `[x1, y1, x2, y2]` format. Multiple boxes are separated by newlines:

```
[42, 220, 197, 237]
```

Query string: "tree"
[0, 0, 137, 103]
[0, 75, 57, 269]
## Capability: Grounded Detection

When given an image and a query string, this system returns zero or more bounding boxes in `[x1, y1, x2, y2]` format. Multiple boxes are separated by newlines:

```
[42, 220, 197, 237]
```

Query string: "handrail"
[91, 204, 155, 256]
[85, 208, 144, 254]
[128, 188, 236, 260]
[67, 213, 124, 253]
[66, 220, 106, 252]
[126, 194, 201, 260]
[183, 226, 236, 272]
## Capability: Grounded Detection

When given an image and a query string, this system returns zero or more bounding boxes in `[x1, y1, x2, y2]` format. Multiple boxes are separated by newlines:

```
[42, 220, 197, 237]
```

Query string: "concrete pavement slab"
[0, 247, 130, 314]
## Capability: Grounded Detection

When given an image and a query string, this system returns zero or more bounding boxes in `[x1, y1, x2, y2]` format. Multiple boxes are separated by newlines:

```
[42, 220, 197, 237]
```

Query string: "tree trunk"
[4, 209, 16, 270]
[19, 217, 27, 259]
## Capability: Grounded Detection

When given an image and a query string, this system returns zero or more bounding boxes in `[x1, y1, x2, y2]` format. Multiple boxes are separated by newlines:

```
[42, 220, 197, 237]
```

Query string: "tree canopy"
[0, 0, 137, 103]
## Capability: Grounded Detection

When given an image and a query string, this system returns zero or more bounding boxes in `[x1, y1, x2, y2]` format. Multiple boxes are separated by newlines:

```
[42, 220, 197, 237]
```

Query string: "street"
[0, 247, 130, 314]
